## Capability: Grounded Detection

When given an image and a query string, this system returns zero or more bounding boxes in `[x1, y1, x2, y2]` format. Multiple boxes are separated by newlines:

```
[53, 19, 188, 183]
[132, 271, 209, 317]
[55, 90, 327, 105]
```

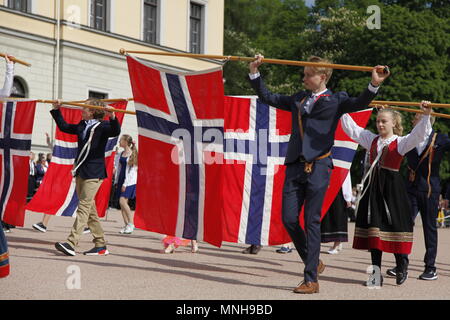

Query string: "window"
[90, 0, 109, 32]
[10, 77, 27, 98]
[7, 0, 30, 13]
[189, 3, 203, 53]
[143, 0, 158, 44]
[88, 90, 108, 100]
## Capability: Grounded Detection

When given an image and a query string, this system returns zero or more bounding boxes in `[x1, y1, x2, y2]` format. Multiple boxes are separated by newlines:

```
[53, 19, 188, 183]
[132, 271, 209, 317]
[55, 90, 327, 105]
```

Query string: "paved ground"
[2, 209, 450, 300]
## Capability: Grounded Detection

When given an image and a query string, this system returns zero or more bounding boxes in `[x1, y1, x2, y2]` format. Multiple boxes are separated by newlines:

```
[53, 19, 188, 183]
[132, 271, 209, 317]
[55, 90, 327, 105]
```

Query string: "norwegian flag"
[222, 96, 292, 246]
[222, 96, 372, 242]
[0, 100, 36, 227]
[127, 55, 224, 247]
[26, 102, 127, 218]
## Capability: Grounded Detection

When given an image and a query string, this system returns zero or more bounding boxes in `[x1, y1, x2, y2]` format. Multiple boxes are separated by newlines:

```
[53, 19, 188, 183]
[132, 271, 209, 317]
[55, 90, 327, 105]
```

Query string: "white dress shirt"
[0, 62, 14, 98]
[341, 113, 432, 156]
[82, 119, 100, 140]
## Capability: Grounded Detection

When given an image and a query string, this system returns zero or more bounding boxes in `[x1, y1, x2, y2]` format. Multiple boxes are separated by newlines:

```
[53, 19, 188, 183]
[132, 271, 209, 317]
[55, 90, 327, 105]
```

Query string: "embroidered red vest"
[369, 136, 403, 171]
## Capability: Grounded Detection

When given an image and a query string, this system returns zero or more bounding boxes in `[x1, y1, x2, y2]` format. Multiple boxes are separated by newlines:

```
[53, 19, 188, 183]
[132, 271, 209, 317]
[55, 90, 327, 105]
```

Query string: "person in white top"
[0, 55, 14, 98]
[114, 135, 138, 234]
[321, 172, 353, 254]
[341, 101, 432, 287]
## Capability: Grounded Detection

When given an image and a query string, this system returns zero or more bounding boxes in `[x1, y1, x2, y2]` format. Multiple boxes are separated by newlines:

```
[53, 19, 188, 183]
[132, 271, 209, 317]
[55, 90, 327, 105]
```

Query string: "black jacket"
[405, 131, 450, 194]
[249, 75, 377, 163]
[50, 109, 121, 179]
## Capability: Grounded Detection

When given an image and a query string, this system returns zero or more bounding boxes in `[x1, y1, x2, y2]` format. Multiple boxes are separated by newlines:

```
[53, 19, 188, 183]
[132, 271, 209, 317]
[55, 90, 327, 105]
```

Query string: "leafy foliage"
[223, 0, 450, 186]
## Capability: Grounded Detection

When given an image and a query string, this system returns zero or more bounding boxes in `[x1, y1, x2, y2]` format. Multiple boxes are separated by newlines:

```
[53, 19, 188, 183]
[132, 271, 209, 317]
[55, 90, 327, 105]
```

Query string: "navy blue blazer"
[406, 131, 450, 195]
[249, 76, 378, 163]
[50, 109, 121, 179]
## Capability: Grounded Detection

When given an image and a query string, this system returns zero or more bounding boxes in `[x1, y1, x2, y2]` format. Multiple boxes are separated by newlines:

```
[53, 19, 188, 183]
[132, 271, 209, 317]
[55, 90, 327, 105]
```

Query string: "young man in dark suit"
[387, 115, 450, 281]
[248, 55, 390, 293]
[51, 99, 121, 256]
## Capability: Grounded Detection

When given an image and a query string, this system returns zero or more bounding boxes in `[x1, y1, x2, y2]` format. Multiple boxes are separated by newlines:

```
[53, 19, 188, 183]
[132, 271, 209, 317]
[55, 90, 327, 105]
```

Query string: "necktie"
[304, 94, 316, 114]
[82, 120, 99, 140]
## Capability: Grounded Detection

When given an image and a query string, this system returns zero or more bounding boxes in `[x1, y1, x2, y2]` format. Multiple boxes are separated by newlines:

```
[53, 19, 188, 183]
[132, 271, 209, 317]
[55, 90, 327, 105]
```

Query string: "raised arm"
[339, 65, 390, 114]
[340, 113, 377, 150]
[397, 101, 432, 156]
[50, 104, 79, 135]
[248, 54, 304, 111]
[0, 56, 14, 98]
[101, 106, 120, 137]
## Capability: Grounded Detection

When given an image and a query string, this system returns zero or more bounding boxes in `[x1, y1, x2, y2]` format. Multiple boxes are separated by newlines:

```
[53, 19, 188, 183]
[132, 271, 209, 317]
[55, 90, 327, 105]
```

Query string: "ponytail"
[128, 140, 138, 167]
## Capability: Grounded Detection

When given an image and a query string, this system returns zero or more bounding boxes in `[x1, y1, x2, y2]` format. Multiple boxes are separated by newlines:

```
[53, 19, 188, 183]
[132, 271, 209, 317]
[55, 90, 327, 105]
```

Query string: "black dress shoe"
[386, 267, 397, 277]
[250, 245, 262, 254]
[242, 246, 252, 254]
[396, 270, 408, 285]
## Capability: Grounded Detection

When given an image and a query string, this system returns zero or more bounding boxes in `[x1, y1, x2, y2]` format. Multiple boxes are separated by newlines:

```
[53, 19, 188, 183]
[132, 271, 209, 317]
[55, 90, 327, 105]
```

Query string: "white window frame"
[88, 0, 113, 32]
[86, 87, 111, 100]
[5, 0, 33, 13]
[187, 0, 208, 53]
[141, 0, 161, 45]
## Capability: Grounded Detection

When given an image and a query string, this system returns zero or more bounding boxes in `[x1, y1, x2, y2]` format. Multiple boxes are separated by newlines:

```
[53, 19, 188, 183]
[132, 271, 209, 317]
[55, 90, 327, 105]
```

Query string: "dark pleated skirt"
[353, 167, 413, 254]
[321, 189, 348, 243]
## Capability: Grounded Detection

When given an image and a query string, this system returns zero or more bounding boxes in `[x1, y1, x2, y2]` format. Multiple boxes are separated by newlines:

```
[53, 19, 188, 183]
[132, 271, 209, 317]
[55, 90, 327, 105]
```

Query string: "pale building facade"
[0, 0, 224, 153]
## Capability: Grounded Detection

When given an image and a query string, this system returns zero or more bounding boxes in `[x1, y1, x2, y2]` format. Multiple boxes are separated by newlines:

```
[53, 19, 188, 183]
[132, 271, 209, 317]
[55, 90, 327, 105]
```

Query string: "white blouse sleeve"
[123, 165, 137, 187]
[340, 113, 377, 150]
[397, 114, 432, 156]
[341, 173, 353, 203]
[0, 62, 14, 98]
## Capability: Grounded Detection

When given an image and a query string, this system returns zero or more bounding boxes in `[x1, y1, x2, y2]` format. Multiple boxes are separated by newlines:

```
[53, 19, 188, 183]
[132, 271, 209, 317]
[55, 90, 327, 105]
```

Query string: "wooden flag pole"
[66, 98, 134, 104]
[119, 48, 389, 74]
[0, 53, 31, 67]
[372, 100, 450, 109]
[370, 104, 450, 120]
[38, 100, 137, 115]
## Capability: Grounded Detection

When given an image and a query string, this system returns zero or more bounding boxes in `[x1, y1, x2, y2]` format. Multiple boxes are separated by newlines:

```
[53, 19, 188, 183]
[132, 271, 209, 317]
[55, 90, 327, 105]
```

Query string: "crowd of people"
[1, 51, 450, 295]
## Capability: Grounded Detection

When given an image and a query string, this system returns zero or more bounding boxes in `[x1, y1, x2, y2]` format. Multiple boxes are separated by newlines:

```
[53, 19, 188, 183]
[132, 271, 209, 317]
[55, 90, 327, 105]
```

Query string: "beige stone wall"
[0, 0, 225, 153]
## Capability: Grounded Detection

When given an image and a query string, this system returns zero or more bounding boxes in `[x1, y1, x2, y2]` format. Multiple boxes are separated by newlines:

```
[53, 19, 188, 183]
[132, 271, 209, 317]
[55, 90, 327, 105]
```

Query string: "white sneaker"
[164, 243, 175, 254]
[119, 225, 127, 234]
[327, 247, 340, 254]
[123, 224, 134, 234]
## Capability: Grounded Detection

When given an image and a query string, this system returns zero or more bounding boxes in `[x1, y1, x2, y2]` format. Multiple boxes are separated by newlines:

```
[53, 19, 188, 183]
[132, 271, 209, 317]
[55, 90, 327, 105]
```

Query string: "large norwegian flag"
[222, 96, 372, 243]
[0, 100, 36, 227]
[127, 55, 224, 247]
[26, 102, 127, 218]
[222, 96, 292, 246]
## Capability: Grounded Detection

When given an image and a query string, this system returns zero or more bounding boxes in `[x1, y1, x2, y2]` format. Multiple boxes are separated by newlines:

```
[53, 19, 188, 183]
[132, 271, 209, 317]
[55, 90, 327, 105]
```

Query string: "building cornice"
[0, 6, 223, 66]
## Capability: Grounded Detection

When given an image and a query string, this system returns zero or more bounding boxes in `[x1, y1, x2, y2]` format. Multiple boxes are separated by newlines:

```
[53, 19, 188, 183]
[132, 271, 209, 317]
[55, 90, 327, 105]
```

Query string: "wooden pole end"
[119, 48, 127, 55]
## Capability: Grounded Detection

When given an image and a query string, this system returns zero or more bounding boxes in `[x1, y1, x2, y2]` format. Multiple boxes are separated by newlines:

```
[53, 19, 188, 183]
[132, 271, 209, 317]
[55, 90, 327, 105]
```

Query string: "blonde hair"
[307, 56, 333, 84]
[121, 134, 138, 167]
[378, 108, 404, 136]
[128, 144, 138, 167]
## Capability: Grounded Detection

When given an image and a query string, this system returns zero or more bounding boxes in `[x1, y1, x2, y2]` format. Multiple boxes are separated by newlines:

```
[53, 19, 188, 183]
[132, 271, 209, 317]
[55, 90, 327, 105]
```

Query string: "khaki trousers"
[67, 176, 105, 248]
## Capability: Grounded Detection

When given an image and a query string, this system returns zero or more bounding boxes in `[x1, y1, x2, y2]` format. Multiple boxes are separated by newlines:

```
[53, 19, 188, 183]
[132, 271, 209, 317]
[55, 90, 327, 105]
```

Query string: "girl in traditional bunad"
[341, 102, 432, 286]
